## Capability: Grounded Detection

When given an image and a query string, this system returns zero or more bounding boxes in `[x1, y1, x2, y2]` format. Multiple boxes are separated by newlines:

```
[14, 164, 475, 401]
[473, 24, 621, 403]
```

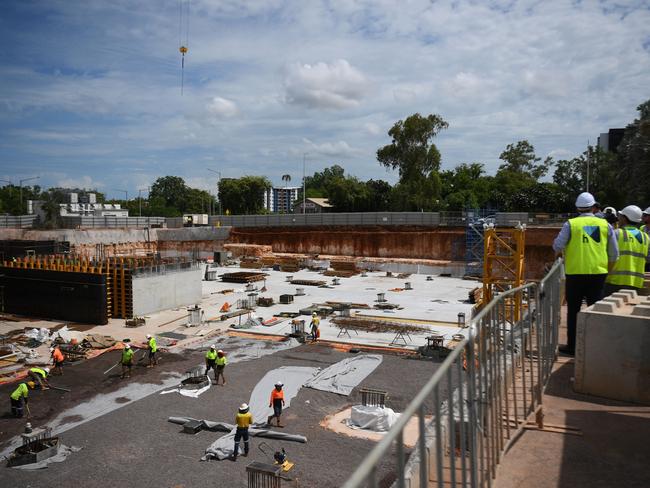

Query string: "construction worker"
[602, 207, 618, 227]
[267, 381, 286, 427]
[215, 349, 227, 386]
[642, 207, 650, 234]
[233, 403, 253, 461]
[604, 205, 649, 296]
[146, 334, 158, 368]
[50, 345, 65, 375]
[309, 312, 320, 342]
[120, 344, 134, 379]
[643, 208, 650, 271]
[205, 345, 217, 381]
[10, 382, 30, 418]
[553, 192, 619, 356]
[28, 367, 50, 390]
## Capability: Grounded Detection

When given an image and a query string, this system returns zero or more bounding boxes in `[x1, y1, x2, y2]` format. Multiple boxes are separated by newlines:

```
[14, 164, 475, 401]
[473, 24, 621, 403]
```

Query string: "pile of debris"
[324, 259, 359, 277]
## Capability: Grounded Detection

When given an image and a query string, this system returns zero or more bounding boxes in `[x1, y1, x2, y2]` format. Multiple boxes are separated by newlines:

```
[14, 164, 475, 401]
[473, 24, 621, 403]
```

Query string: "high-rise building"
[263, 186, 301, 213]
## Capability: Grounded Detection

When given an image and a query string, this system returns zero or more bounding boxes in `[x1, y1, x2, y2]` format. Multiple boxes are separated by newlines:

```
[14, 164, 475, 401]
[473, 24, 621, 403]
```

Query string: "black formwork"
[0, 267, 108, 324]
[0, 240, 69, 260]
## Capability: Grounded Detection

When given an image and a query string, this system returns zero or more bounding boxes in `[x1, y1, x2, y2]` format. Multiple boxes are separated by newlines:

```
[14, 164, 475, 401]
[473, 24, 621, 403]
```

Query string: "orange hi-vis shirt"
[52, 348, 64, 362]
[270, 389, 284, 404]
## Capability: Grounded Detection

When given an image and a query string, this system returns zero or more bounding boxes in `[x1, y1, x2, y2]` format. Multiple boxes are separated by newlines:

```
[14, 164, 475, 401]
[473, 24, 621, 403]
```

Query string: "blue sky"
[1, 0, 649, 199]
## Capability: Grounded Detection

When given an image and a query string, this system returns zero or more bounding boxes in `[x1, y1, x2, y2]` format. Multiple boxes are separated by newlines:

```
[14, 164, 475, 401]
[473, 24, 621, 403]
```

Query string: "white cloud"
[283, 59, 368, 109]
[302, 138, 355, 157]
[364, 122, 381, 135]
[56, 175, 104, 189]
[206, 96, 240, 118]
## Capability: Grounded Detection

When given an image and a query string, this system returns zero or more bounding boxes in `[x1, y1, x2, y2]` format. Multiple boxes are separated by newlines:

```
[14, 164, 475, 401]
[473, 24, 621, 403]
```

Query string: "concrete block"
[601, 296, 624, 308]
[590, 301, 615, 313]
[631, 305, 650, 317]
[575, 299, 650, 404]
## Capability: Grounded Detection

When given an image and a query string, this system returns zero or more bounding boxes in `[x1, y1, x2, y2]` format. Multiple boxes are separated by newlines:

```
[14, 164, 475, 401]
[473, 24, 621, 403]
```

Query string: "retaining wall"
[131, 268, 202, 316]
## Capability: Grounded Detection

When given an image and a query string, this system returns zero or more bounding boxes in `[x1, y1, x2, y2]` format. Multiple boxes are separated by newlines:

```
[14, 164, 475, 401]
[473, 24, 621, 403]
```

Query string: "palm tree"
[281, 174, 291, 213]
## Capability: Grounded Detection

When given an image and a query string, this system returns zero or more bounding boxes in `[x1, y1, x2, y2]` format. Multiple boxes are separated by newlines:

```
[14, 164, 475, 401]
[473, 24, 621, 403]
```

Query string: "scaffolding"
[465, 223, 485, 277]
[482, 226, 525, 322]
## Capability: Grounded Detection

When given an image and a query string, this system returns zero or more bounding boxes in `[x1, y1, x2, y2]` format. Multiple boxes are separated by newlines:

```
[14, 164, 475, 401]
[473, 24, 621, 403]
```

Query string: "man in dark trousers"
[267, 381, 286, 427]
[233, 403, 252, 461]
[553, 192, 619, 356]
[10, 382, 30, 418]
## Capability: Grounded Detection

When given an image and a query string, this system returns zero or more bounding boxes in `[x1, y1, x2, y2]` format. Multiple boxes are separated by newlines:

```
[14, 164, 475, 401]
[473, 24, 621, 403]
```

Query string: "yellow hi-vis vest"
[216, 355, 227, 366]
[205, 350, 217, 361]
[564, 216, 609, 275]
[606, 226, 649, 288]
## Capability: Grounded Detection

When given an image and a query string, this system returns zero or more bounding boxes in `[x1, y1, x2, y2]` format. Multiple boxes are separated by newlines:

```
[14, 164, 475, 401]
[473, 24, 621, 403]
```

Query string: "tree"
[150, 176, 188, 210]
[218, 176, 271, 214]
[304, 165, 345, 197]
[498, 140, 552, 180]
[377, 113, 448, 183]
[615, 99, 650, 205]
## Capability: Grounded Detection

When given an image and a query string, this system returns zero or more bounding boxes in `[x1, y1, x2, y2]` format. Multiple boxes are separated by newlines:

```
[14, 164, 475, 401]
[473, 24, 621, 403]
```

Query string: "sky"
[1, 0, 649, 199]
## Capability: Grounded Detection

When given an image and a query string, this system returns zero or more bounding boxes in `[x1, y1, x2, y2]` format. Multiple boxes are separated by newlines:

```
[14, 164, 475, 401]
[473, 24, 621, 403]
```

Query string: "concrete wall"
[131, 268, 202, 316]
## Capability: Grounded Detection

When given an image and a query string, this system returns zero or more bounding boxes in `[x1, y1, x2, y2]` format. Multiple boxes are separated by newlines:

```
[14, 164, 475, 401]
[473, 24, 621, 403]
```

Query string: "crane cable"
[178, 0, 190, 95]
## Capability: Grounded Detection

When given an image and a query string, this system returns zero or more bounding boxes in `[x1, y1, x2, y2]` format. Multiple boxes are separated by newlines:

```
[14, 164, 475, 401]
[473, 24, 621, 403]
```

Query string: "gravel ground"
[1, 341, 446, 488]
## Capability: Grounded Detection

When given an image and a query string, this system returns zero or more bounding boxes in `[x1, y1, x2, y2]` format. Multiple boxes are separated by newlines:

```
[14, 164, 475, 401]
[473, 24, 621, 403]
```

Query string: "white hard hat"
[44, 367, 50, 373]
[217, 349, 224, 353]
[603, 206, 617, 216]
[619, 205, 643, 223]
[575, 192, 596, 208]
[643, 207, 650, 215]
[312, 312, 317, 316]
[125, 344, 131, 349]
[239, 403, 249, 411]
[49, 347, 54, 352]
[275, 381, 284, 387]
[146, 334, 152, 339]
[210, 345, 216, 349]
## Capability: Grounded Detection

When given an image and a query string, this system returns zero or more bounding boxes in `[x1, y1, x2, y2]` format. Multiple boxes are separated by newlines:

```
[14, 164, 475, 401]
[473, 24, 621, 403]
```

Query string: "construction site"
[0, 217, 648, 487]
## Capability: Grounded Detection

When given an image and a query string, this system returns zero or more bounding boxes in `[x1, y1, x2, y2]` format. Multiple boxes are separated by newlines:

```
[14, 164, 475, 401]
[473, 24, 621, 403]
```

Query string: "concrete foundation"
[132, 267, 202, 316]
[574, 290, 650, 404]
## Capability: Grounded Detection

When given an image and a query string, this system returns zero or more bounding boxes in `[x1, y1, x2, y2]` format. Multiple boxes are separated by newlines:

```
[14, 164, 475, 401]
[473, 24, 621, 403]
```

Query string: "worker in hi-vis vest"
[604, 205, 649, 296]
[642, 207, 650, 272]
[553, 192, 619, 356]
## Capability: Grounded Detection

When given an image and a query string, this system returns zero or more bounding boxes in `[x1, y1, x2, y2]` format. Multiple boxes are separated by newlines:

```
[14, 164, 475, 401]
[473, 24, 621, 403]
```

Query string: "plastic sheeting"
[305, 354, 383, 396]
[201, 366, 318, 460]
[160, 381, 211, 398]
[346, 405, 400, 432]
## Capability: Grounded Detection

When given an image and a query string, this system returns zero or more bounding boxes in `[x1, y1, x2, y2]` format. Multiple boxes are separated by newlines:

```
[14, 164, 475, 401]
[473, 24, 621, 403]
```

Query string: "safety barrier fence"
[61, 216, 166, 228]
[0, 215, 37, 228]
[343, 259, 564, 488]
[165, 212, 569, 229]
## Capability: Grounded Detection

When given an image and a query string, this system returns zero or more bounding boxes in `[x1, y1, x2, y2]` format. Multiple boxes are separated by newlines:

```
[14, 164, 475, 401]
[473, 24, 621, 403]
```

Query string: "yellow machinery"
[482, 227, 525, 322]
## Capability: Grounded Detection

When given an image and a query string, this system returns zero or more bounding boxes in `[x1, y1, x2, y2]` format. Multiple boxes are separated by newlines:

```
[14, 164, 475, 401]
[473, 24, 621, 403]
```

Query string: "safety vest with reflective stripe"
[216, 355, 227, 366]
[564, 216, 610, 275]
[29, 367, 47, 378]
[205, 350, 217, 360]
[11, 383, 28, 401]
[606, 226, 649, 288]
[642, 224, 648, 234]
[148, 337, 157, 353]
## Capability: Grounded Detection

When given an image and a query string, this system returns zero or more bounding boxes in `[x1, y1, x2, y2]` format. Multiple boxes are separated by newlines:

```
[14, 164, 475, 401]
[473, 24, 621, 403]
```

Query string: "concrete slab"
[200, 266, 477, 350]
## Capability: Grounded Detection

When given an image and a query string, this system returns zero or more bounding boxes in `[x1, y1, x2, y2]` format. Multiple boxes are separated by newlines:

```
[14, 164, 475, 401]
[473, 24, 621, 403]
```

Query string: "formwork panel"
[0, 267, 108, 324]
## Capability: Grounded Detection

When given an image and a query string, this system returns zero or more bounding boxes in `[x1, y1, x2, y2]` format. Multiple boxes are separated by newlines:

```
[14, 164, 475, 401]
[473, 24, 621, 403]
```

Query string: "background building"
[294, 197, 332, 214]
[263, 186, 301, 213]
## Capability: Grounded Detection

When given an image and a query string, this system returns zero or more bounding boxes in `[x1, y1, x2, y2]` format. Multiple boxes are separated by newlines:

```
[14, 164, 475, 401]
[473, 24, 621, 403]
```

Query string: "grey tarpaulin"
[305, 354, 383, 396]
[200, 366, 318, 460]
[168, 416, 307, 441]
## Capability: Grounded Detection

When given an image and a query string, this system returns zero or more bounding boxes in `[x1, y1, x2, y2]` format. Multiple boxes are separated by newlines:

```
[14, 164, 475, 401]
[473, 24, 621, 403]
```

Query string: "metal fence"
[343, 259, 564, 488]
[61, 216, 166, 228]
[0, 215, 37, 228]
[166, 212, 567, 229]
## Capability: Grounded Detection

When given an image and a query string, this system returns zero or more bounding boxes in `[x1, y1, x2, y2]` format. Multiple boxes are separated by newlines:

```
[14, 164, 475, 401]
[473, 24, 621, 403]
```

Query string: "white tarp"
[202, 366, 318, 460]
[305, 354, 383, 396]
[10, 445, 82, 470]
[346, 405, 400, 432]
[160, 381, 211, 398]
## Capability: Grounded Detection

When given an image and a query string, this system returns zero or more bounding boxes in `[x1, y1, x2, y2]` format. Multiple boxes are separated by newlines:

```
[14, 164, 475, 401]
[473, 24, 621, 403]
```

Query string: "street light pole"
[19, 176, 40, 214]
[113, 189, 128, 202]
[302, 153, 308, 214]
[207, 168, 222, 216]
[137, 188, 148, 217]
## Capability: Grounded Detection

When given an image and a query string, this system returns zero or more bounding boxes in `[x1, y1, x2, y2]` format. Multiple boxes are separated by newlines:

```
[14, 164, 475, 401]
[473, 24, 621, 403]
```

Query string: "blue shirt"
[553, 212, 619, 262]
